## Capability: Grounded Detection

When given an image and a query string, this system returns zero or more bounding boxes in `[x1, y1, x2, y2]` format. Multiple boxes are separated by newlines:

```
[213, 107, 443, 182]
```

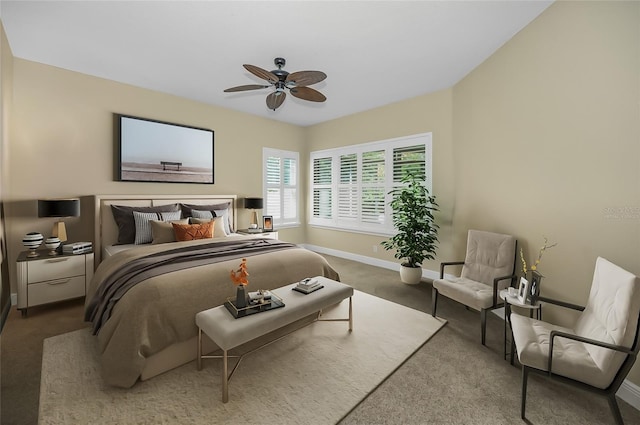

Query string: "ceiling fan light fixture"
[225, 57, 327, 111]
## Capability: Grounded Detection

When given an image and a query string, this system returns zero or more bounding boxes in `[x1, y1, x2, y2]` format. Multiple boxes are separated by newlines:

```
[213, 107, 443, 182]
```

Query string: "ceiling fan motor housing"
[271, 58, 289, 82]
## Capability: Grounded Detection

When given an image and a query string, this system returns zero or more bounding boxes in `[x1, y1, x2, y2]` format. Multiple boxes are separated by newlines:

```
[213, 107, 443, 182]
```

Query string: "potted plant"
[381, 171, 439, 284]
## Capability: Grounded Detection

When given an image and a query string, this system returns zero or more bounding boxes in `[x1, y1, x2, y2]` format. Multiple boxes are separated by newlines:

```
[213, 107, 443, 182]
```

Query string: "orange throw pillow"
[172, 221, 214, 241]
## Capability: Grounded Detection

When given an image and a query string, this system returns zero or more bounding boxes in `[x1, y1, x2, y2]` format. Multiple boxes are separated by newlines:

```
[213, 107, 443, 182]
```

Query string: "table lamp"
[244, 197, 264, 229]
[38, 198, 80, 243]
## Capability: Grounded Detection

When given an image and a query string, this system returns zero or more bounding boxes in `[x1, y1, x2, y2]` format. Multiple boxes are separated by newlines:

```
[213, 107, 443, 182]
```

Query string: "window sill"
[308, 224, 392, 237]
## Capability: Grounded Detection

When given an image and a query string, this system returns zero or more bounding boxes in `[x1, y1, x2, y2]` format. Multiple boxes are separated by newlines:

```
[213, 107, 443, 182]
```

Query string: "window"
[309, 133, 432, 235]
[263, 148, 299, 227]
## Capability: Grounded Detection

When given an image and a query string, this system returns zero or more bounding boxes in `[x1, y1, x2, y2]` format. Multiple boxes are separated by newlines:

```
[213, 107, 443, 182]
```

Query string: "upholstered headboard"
[93, 194, 237, 266]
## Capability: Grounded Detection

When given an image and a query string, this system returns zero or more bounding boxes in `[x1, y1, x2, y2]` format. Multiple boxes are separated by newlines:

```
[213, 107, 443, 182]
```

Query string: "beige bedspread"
[84, 236, 339, 388]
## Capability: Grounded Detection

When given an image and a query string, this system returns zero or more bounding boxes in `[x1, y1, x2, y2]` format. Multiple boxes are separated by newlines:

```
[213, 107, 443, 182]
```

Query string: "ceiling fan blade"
[266, 91, 286, 110]
[285, 70, 327, 87]
[243, 64, 279, 83]
[224, 84, 270, 93]
[289, 86, 326, 102]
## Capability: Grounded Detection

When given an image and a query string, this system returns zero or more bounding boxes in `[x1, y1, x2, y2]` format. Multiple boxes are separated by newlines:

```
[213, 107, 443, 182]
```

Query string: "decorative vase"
[44, 236, 61, 256]
[235, 285, 248, 309]
[399, 264, 422, 285]
[22, 232, 44, 258]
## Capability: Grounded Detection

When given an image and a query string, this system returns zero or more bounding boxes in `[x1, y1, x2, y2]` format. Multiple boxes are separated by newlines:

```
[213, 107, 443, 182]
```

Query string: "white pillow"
[133, 211, 182, 244]
[192, 209, 232, 235]
[213, 208, 233, 234]
[190, 216, 227, 237]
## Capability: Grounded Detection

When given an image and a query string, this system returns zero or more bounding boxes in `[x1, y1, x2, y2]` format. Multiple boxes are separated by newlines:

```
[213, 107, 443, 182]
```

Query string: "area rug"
[39, 290, 446, 425]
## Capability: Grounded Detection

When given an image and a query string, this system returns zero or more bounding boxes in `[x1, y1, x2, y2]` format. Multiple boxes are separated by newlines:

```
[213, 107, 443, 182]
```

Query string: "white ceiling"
[0, 1, 553, 127]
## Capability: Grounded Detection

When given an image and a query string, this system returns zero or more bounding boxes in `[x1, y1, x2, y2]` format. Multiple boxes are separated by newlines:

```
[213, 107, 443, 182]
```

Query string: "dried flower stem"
[520, 237, 557, 274]
[230, 258, 249, 286]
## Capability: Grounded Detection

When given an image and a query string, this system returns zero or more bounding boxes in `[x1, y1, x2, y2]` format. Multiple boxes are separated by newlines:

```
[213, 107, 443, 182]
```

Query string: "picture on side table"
[517, 277, 530, 304]
[263, 215, 273, 231]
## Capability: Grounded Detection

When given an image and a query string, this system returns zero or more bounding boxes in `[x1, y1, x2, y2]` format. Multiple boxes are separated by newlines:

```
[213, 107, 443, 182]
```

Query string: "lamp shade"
[244, 197, 264, 210]
[38, 199, 80, 218]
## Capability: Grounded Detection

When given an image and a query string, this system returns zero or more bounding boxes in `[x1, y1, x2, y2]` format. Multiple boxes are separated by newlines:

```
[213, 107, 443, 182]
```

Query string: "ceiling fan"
[224, 57, 327, 111]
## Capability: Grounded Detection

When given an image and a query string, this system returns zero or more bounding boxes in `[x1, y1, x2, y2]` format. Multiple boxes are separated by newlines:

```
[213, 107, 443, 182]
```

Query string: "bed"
[85, 195, 339, 388]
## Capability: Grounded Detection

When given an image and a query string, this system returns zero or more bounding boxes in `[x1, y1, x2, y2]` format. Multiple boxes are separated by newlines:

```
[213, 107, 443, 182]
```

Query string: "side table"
[236, 229, 279, 240]
[16, 250, 94, 317]
[500, 289, 542, 365]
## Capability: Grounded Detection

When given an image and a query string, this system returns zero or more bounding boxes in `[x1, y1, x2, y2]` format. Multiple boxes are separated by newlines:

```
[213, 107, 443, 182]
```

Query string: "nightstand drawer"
[27, 255, 85, 284]
[27, 275, 85, 306]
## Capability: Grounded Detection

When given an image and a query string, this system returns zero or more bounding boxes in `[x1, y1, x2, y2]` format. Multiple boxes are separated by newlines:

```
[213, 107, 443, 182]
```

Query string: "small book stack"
[294, 278, 323, 294]
[62, 241, 93, 255]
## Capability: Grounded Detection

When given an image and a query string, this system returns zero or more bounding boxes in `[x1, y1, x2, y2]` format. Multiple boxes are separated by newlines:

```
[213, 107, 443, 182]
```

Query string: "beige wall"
[305, 89, 456, 271]
[453, 1, 639, 304]
[6, 59, 306, 291]
[452, 1, 640, 380]
[1, 21, 14, 323]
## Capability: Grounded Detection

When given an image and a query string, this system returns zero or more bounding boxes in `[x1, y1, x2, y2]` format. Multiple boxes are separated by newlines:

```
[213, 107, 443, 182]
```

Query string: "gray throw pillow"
[180, 202, 231, 218]
[111, 203, 180, 244]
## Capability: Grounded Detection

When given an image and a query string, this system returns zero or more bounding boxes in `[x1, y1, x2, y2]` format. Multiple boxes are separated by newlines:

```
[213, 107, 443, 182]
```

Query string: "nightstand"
[236, 229, 279, 239]
[16, 250, 94, 317]
[499, 289, 542, 365]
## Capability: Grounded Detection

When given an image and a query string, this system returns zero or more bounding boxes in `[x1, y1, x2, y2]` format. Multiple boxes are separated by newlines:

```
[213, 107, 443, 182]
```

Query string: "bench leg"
[222, 349, 229, 403]
[197, 328, 202, 371]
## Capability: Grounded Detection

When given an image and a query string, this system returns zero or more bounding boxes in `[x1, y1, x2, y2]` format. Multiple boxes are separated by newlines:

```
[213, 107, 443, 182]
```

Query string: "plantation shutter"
[308, 132, 431, 234]
[282, 158, 297, 221]
[337, 153, 357, 221]
[265, 156, 281, 220]
[393, 144, 426, 182]
[263, 148, 299, 227]
[313, 157, 332, 219]
[361, 150, 385, 225]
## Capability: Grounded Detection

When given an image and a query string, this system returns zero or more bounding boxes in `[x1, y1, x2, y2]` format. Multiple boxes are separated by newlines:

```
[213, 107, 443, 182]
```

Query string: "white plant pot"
[399, 264, 422, 285]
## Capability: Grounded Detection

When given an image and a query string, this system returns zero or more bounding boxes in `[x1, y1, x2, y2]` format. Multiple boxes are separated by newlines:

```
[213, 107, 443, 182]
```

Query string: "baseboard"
[618, 380, 640, 411]
[305, 243, 640, 413]
[302, 244, 456, 282]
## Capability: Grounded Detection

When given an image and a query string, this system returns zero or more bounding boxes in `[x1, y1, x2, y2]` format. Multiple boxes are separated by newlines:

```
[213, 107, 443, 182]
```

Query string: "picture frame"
[116, 114, 214, 184]
[262, 215, 273, 232]
[517, 277, 530, 304]
[529, 271, 543, 305]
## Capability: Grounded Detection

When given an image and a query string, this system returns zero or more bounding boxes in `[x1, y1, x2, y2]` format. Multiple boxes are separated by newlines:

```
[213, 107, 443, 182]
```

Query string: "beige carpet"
[38, 290, 446, 425]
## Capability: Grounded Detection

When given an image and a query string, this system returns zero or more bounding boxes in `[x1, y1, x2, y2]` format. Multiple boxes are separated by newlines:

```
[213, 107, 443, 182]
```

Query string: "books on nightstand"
[62, 241, 93, 254]
[293, 278, 324, 294]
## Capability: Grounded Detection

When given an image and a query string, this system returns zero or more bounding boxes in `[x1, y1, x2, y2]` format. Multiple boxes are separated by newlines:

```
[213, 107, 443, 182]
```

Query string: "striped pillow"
[133, 211, 182, 245]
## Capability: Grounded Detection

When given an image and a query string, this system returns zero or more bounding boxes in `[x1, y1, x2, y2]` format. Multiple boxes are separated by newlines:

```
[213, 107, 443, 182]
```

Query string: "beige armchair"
[511, 257, 640, 425]
[431, 229, 517, 345]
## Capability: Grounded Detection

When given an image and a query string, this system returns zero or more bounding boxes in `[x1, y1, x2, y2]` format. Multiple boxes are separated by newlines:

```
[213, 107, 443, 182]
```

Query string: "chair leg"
[431, 287, 438, 317]
[607, 394, 624, 425]
[521, 366, 529, 419]
[481, 308, 487, 345]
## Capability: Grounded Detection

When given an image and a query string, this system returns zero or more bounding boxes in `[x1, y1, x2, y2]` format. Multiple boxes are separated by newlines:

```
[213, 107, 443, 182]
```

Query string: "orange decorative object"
[230, 258, 249, 286]
[172, 221, 214, 241]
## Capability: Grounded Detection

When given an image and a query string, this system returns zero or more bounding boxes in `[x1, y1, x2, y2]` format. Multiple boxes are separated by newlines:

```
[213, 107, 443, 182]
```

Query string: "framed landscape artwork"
[116, 114, 214, 184]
